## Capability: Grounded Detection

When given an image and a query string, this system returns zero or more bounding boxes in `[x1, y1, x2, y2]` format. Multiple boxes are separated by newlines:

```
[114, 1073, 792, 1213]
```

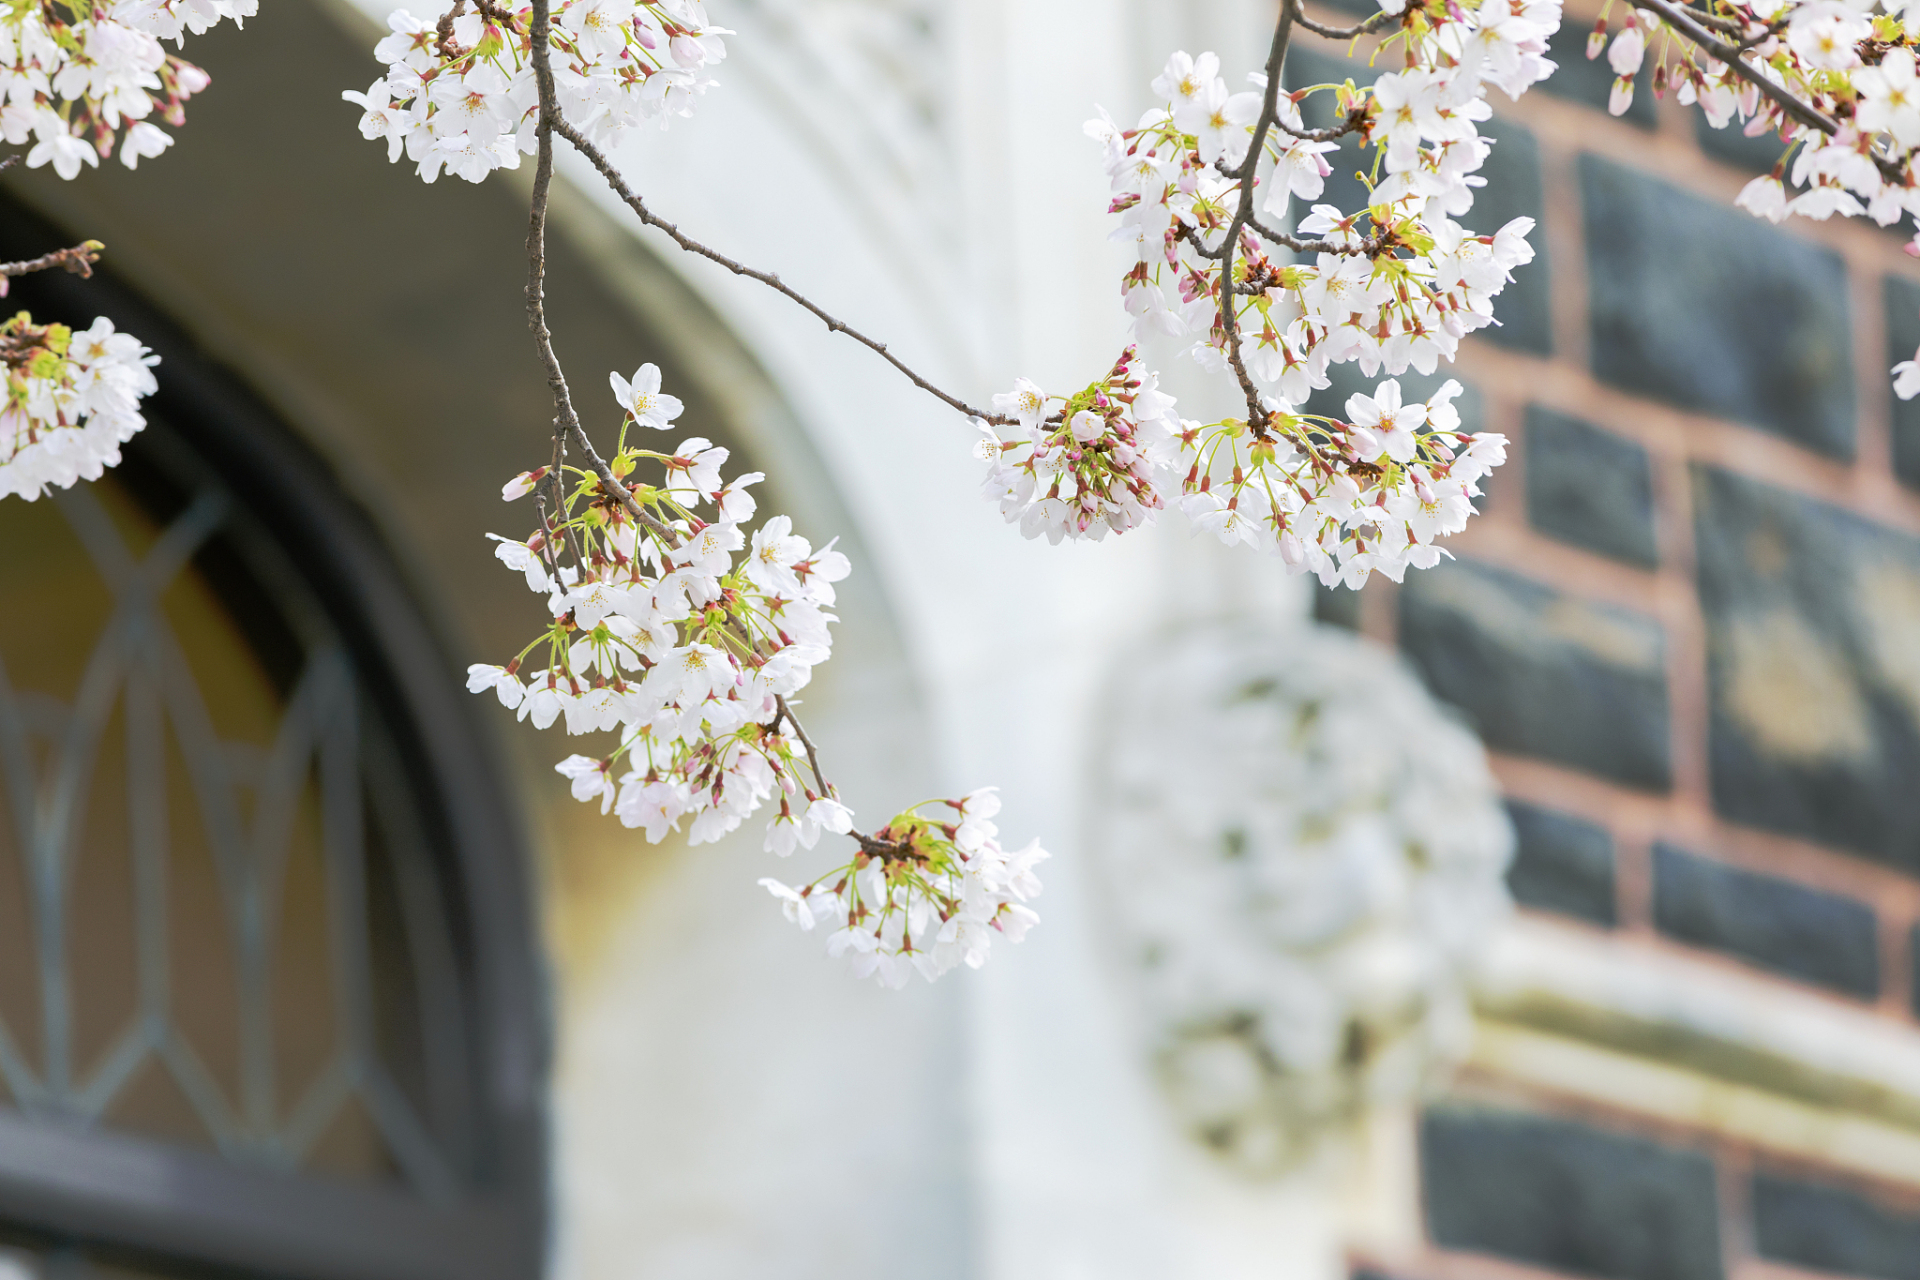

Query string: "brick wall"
[1294, 4, 1920, 1279]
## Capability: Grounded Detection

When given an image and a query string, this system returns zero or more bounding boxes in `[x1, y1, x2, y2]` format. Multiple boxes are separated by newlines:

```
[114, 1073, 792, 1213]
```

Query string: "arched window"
[0, 253, 548, 1280]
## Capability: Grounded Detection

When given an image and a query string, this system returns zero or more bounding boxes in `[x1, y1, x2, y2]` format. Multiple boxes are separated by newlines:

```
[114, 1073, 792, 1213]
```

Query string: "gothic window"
[0, 264, 547, 1280]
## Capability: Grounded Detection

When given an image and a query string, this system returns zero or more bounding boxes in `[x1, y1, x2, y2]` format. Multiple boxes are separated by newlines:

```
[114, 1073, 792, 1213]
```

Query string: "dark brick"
[1421, 1105, 1723, 1280]
[1692, 466, 1920, 871]
[1506, 801, 1617, 926]
[1582, 155, 1855, 459]
[1693, 114, 1792, 174]
[1753, 1172, 1920, 1280]
[1884, 275, 1920, 491]
[1652, 844, 1879, 996]
[1398, 559, 1671, 789]
[1524, 407, 1657, 568]
[1541, 19, 1655, 127]
[1473, 119, 1551, 356]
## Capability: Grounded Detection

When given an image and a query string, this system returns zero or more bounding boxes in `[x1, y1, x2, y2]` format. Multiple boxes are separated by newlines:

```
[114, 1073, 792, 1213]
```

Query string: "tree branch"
[1275, 110, 1365, 143]
[0, 240, 103, 284]
[1679, 3, 1747, 35]
[1633, 0, 1837, 136]
[541, 112, 1014, 427]
[524, 0, 867, 846]
[524, 0, 679, 549]
[1289, 2, 1400, 39]
[1638, 0, 1910, 183]
[435, 0, 470, 61]
[1214, 0, 1301, 431]
[1246, 212, 1385, 257]
[773, 694, 831, 794]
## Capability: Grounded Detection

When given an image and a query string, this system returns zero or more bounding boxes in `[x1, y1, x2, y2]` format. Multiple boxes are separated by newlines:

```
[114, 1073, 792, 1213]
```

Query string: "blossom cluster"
[976, 20, 1549, 584]
[468, 377, 1055, 987]
[466, 362, 858, 852]
[758, 789, 1048, 988]
[0, 313, 159, 502]
[982, 359, 1508, 589]
[342, 0, 729, 183]
[1587, 1, 1920, 398]
[1170, 377, 1508, 587]
[0, 0, 241, 180]
[1090, 22, 1553, 391]
[980, 347, 1177, 543]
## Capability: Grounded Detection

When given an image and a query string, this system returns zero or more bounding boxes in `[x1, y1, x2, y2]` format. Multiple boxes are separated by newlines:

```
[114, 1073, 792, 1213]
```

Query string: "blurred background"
[0, 0, 1916, 1278]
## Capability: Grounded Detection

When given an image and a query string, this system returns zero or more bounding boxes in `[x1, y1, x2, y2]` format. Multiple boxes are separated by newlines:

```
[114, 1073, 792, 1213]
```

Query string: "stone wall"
[1301, 3, 1920, 1278]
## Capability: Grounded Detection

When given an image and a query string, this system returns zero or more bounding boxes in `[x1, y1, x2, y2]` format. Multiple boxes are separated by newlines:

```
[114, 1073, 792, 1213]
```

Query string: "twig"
[1634, 0, 1840, 137]
[773, 694, 831, 795]
[435, 0, 469, 61]
[532, 491, 569, 586]
[1290, 3, 1400, 40]
[1640, 0, 1910, 183]
[771, 694, 890, 848]
[1249, 212, 1386, 257]
[0, 240, 103, 281]
[524, 0, 867, 846]
[1275, 110, 1366, 143]
[542, 111, 1015, 427]
[523, 0, 678, 549]
[1681, 4, 1747, 35]
[1212, 0, 1302, 431]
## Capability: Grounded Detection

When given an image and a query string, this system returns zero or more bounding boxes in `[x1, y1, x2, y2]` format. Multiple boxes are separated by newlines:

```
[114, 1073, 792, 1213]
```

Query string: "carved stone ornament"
[1093, 621, 1514, 1177]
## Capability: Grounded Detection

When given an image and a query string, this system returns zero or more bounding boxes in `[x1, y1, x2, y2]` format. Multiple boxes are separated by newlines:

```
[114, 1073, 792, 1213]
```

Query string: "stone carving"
[1094, 621, 1513, 1176]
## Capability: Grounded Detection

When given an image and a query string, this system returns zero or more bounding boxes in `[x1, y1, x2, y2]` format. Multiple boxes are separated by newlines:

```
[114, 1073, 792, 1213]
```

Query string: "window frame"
[0, 206, 550, 1280]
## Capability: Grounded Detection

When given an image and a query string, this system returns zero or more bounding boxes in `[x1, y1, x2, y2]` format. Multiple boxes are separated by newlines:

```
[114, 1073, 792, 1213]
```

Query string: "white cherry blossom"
[611, 362, 684, 429]
[0, 316, 159, 502]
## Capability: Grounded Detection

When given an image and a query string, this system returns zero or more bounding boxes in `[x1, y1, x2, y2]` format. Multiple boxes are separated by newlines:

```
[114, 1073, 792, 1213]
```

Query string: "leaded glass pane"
[0, 434, 471, 1201]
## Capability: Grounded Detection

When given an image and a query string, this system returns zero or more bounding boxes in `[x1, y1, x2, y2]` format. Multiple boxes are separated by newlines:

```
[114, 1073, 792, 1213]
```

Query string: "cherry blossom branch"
[1289, 1, 1401, 40]
[435, 0, 471, 60]
[775, 686, 891, 853]
[1634, 0, 1839, 135]
[0, 240, 103, 282]
[1252, 213, 1386, 257]
[523, 0, 881, 856]
[532, 491, 570, 583]
[1215, 0, 1301, 431]
[523, 2, 680, 552]
[1232, 7, 1303, 186]
[773, 694, 831, 793]
[541, 112, 1015, 428]
[1639, 0, 1909, 183]
[1274, 111, 1365, 143]
[1680, 3, 1748, 36]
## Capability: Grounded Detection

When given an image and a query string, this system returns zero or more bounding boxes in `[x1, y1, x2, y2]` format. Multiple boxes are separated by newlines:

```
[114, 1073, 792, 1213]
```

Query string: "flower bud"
[1609, 75, 1635, 116]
